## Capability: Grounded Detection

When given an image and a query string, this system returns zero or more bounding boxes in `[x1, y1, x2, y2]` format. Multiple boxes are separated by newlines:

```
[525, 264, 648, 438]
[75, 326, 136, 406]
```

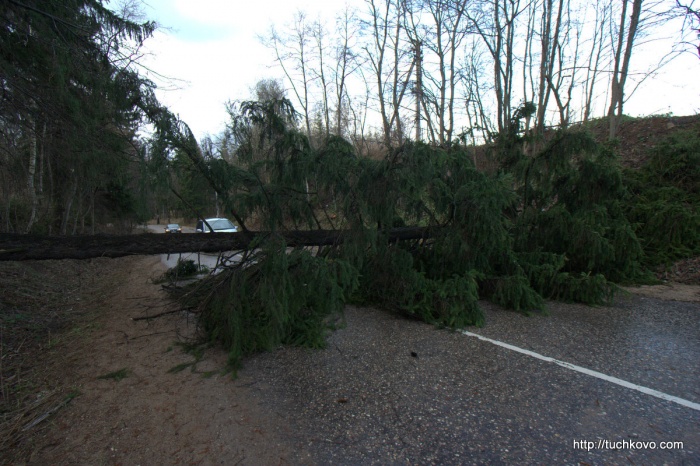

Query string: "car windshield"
[167, 224, 179, 229]
[209, 219, 235, 230]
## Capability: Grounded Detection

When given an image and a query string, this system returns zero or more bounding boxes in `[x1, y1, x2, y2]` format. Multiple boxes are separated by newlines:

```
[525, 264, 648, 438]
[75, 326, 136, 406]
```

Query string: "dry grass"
[0, 258, 108, 462]
[656, 256, 700, 285]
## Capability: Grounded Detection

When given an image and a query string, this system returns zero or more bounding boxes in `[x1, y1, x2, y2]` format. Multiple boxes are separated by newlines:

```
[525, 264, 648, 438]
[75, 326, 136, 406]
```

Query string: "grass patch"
[0, 258, 113, 464]
[155, 259, 210, 284]
[166, 341, 220, 375]
[97, 368, 129, 382]
[167, 362, 194, 374]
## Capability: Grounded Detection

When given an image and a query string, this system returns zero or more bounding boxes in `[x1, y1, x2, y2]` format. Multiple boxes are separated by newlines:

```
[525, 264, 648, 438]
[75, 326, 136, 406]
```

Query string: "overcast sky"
[136, 0, 699, 140]
[138, 0, 350, 139]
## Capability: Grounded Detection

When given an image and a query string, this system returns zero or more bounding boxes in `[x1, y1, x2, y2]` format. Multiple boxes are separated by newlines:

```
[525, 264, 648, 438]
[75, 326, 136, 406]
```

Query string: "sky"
[134, 0, 700, 141]
[138, 0, 351, 139]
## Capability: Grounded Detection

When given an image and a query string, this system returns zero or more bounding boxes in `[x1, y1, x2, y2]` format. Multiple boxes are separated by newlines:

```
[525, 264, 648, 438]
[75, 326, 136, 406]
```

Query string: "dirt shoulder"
[622, 282, 700, 302]
[2, 256, 301, 465]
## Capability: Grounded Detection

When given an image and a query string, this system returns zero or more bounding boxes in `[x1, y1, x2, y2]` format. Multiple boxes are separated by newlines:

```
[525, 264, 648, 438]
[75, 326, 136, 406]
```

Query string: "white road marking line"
[461, 330, 700, 412]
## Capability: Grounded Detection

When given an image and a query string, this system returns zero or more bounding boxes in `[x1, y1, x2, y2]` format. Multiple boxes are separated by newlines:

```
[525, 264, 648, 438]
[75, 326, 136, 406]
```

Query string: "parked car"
[195, 218, 238, 233]
[164, 223, 182, 233]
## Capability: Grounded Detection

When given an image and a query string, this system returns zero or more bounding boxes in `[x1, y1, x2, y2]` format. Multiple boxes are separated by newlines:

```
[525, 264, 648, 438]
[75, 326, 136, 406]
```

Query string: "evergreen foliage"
[0, 0, 159, 233]
[169, 100, 655, 369]
[164, 258, 201, 281]
[357, 243, 483, 328]
[507, 130, 646, 286]
[1, 3, 695, 374]
[171, 150, 215, 219]
[624, 128, 700, 266]
[175, 241, 358, 373]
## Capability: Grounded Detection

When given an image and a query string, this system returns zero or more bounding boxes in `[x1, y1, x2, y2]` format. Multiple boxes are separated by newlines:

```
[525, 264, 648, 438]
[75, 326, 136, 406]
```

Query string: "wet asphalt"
[236, 294, 700, 465]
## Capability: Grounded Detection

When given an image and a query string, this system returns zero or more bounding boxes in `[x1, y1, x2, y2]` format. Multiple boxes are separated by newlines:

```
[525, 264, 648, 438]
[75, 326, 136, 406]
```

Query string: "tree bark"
[25, 117, 38, 234]
[608, 0, 642, 139]
[0, 227, 436, 261]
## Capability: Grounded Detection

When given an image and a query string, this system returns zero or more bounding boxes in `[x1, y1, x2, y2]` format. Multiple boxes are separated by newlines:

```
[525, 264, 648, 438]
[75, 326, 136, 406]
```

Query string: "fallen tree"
[5, 99, 653, 372]
[147, 100, 654, 371]
[0, 227, 433, 261]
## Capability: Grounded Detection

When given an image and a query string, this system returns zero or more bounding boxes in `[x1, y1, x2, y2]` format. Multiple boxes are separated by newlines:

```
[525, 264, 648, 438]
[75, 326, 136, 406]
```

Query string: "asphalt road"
[234, 296, 700, 465]
[146, 223, 196, 234]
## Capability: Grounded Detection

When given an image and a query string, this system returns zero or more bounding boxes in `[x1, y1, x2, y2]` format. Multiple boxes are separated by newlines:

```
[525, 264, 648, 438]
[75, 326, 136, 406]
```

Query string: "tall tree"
[581, 1, 612, 122]
[310, 18, 331, 141]
[362, 0, 413, 146]
[332, 5, 362, 137]
[264, 12, 314, 140]
[467, 0, 524, 135]
[0, 0, 157, 233]
[676, 1, 700, 57]
[406, 0, 469, 145]
[607, 0, 643, 139]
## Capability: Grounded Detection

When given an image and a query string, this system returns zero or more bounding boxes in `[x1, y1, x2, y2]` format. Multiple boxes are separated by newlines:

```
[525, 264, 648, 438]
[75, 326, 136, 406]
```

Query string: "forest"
[1, 1, 699, 367]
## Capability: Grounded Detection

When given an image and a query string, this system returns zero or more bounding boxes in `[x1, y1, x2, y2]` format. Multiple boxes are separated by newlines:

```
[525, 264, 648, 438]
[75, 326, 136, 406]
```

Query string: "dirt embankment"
[581, 114, 700, 169]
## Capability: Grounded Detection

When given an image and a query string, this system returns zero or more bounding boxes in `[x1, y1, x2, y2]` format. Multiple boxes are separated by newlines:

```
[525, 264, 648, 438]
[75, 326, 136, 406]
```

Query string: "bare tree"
[535, 0, 566, 132]
[24, 115, 39, 233]
[332, 6, 362, 137]
[263, 12, 314, 138]
[676, 1, 700, 57]
[462, 41, 496, 142]
[581, 1, 612, 122]
[255, 0, 682, 152]
[607, 0, 643, 139]
[467, 0, 525, 135]
[521, 0, 537, 119]
[311, 19, 331, 140]
[254, 78, 288, 103]
[405, 0, 469, 145]
[362, 0, 414, 146]
[543, 0, 582, 129]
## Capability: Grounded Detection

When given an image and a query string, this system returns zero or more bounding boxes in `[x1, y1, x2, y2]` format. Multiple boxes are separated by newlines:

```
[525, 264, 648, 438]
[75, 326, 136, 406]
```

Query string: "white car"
[195, 218, 238, 233]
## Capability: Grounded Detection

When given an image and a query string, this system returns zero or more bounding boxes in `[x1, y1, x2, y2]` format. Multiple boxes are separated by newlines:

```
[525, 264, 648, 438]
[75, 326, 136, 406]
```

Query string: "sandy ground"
[4, 255, 699, 465]
[622, 283, 700, 302]
[15, 256, 299, 465]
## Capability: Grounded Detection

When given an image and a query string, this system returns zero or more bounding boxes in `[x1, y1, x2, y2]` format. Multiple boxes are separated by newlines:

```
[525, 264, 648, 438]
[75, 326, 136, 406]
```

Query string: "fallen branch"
[132, 307, 196, 321]
[21, 394, 75, 432]
[128, 330, 177, 340]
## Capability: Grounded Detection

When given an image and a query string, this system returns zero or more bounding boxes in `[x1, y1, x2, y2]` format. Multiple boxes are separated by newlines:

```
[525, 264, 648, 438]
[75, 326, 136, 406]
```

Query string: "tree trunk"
[583, 4, 606, 123]
[25, 117, 38, 234]
[0, 226, 437, 261]
[60, 172, 78, 235]
[608, 0, 642, 139]
[414, 39, 422, 141]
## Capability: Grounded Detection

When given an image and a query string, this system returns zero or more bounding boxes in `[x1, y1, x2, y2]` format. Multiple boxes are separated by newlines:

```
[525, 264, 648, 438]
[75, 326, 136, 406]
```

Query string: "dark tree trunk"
[0, 227, 436, 261]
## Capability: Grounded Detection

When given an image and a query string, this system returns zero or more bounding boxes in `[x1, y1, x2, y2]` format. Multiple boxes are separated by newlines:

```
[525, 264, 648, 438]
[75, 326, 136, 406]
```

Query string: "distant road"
[145, 223, 196, 234]
[142, 223, 241, 270]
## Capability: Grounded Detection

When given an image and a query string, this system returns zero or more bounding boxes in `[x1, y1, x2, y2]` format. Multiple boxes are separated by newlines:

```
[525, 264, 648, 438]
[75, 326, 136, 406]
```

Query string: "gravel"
[236, 295, 700, 465]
